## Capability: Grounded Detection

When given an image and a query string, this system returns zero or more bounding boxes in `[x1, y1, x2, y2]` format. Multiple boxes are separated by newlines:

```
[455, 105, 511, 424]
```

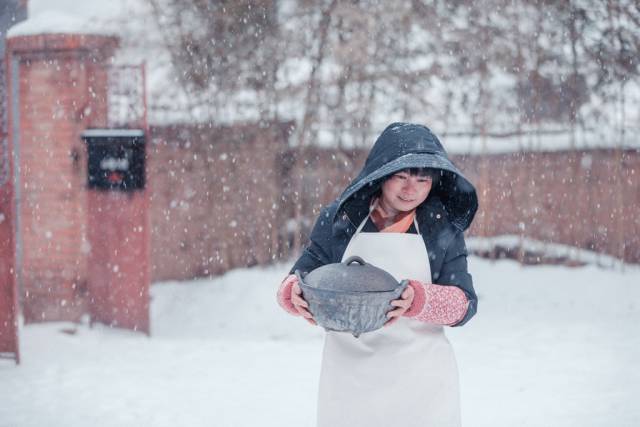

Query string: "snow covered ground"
[1, 257, 639, 427]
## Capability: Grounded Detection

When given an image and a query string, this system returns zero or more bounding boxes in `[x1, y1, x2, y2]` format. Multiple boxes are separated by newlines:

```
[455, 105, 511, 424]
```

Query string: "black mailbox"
[81, 129, 145, 191]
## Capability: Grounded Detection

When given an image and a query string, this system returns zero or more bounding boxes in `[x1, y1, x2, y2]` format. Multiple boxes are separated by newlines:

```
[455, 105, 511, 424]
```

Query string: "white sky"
[28, 0, 128, 20]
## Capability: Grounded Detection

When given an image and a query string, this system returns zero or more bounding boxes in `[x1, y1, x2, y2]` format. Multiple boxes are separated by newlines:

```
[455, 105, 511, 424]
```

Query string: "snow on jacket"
[289, 122, 479, 326]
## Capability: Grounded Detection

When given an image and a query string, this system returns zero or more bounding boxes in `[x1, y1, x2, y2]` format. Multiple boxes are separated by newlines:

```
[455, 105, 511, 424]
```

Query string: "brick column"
[6, 33, 119, 322]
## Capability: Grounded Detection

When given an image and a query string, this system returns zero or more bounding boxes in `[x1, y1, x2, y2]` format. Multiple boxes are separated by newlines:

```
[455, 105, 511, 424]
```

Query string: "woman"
[277, 122, 478, 427]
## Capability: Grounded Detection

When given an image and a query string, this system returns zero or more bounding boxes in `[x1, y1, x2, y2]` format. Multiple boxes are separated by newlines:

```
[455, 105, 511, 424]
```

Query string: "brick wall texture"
[148, 123, 294, 281]
[7, 34, 118, 322]
[458, 149, 640, 262]
[147, 134, 640, 282]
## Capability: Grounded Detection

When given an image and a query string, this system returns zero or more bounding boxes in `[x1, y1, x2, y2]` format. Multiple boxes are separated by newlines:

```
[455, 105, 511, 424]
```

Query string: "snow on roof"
[310, 123, 639, 155]
[7, 10, 116, 37]
[440, 128, 640, 155]
[81, 129, 144, 138]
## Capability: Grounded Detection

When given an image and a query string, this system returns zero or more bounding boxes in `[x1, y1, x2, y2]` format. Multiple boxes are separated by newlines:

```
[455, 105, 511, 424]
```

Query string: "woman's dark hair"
[359, 168, 444, 204]
[400, 168, 441, 188]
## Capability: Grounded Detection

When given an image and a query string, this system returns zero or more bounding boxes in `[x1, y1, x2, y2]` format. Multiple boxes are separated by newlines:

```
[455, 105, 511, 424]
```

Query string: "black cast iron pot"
[295, 256, 408, 337]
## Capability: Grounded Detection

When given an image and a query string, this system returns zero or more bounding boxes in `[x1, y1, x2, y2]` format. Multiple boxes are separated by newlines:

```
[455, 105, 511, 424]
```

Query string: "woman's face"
[380, 171, 432, 215]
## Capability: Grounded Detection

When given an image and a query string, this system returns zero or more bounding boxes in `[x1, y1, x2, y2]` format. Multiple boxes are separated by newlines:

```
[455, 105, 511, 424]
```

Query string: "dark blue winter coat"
[290, 123, 479, 326]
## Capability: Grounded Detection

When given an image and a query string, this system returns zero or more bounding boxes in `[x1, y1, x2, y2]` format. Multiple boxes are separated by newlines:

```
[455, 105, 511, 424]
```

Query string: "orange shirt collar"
[369, 198, 416, 233]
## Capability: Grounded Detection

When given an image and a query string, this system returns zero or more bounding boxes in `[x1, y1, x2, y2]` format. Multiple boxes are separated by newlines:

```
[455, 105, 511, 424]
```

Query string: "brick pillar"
[83, 130, 150, 334]
[6, 33, 119, 322]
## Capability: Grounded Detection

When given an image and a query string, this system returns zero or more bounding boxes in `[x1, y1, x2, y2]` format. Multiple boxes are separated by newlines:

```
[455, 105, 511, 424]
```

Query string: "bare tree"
[142, 0, 640, 261]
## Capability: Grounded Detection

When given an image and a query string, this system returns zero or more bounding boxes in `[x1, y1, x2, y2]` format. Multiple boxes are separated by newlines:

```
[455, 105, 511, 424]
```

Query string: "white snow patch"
[468, 235, 627, 269]
[1, 258, 639, 426]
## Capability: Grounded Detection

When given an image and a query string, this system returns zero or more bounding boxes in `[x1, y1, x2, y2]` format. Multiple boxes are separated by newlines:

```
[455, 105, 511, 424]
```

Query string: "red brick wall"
[457, 149, 640, 263]
[87, 191, 149, 333]
[7, 34, 118, 322]
[148, 140, 640, 283]
[288, 147, 640, 264]
[304, 147, 640, 264]
[148, 123, 292, 281]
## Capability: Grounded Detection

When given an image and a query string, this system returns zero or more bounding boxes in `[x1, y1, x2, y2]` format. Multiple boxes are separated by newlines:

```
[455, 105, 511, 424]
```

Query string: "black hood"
[336, 122, 478, 231]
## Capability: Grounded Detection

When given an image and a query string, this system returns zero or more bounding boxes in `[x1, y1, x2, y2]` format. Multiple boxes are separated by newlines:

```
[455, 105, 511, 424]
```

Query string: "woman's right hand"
[291, 281, 317, 325]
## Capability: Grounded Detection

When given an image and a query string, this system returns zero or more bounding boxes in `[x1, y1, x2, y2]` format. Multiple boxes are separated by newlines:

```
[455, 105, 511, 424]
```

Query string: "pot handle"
[344, 255, 366, 266]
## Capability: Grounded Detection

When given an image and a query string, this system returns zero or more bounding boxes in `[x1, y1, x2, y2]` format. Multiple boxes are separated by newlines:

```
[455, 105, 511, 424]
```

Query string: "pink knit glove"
[276, 274, 300, 315]
[404, 280, 469, 326]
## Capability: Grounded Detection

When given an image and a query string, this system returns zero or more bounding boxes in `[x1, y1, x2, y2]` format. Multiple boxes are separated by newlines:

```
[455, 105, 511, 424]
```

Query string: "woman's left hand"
[385, 285, 415, 326]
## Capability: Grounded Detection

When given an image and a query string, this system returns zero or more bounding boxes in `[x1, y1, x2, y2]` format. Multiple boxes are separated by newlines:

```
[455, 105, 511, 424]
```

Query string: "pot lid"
[298, 256, 399, 293]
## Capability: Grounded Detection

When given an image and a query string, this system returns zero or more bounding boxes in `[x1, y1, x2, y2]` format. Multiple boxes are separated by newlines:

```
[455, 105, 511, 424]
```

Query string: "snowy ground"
[1, 257, 639, 427]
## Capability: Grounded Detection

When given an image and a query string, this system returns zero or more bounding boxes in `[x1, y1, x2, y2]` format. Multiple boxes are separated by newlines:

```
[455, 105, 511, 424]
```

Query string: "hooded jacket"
[290, 123, 479, 326]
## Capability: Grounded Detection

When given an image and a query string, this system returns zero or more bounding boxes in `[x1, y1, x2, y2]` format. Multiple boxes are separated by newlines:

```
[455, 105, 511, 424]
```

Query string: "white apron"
[317, 214, 461, 427]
